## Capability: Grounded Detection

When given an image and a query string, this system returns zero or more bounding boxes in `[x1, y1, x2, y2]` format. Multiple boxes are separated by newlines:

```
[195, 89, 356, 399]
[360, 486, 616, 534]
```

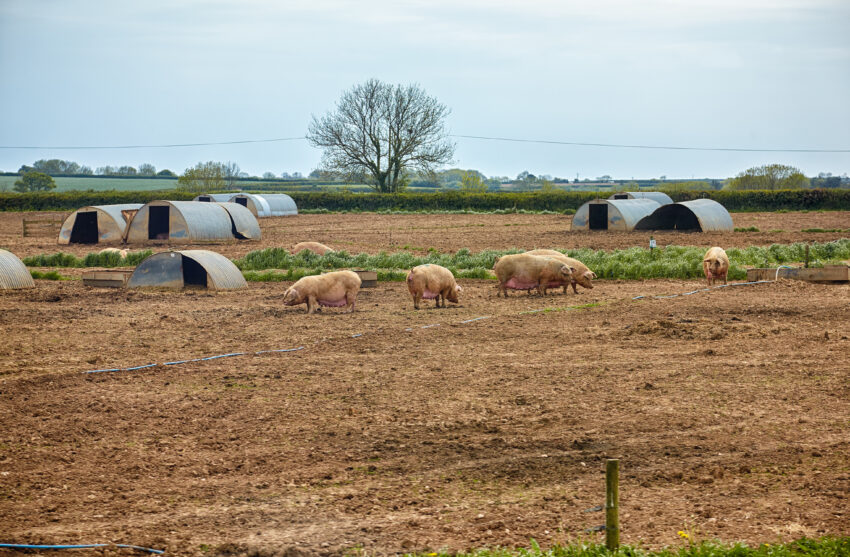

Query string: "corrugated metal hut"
[124, 200, 260, 243]
[127, 250, 247, 290]
[0, 249, 35, 289]
[58, 204, 142, 245]
[230, 193, 298, 217]
[609, 191, 674, 205]
[193, 193, 235, 203]
[634, 199, 734, 232]
[571, 198, 661, 231]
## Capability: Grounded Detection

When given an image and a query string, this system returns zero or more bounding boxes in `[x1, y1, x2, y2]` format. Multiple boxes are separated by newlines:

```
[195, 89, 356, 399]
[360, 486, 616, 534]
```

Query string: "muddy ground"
[2, 211, 849, 260]
[0, 212, 849, 556]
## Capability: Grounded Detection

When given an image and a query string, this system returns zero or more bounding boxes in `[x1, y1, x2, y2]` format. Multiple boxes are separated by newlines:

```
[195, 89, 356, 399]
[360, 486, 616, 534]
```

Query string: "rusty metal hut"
[193, 193, 235, 203]
[58, 204, 142, 245]
[608, 191, 674, 205]
[124, 201, 260, 244]
[0, 249, 35, 289]
[571, 198, 661, 231]
[634, 199, 733, 232]
[127, 250, 247, 290]
[229, 193, 298, 218]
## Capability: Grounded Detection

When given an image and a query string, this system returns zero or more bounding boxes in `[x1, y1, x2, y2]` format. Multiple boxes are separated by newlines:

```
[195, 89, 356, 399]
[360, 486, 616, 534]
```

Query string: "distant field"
[0, 176, 178, 192]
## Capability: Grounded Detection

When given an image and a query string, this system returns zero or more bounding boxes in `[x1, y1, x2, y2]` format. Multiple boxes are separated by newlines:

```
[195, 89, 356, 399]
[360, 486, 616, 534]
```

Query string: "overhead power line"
[450, 134, 850, 154]
[0, 137, 306, 150]
[0, 134, 847, 153]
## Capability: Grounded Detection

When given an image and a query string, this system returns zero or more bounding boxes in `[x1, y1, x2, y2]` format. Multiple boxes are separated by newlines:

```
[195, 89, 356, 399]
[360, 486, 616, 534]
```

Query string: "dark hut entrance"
[69, 211, 99, 244]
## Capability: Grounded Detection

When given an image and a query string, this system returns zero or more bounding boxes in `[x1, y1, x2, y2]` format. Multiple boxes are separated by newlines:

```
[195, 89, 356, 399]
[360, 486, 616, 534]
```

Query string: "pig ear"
[587, 271, 597, 280]
[456, 285, 463, 292]
[569, 266, 576, 274]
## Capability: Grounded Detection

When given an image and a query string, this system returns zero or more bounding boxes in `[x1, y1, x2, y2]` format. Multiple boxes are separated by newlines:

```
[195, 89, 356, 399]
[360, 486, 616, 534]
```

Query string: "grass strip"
[401, 537, 848, 557]
[21, 239, 850, 282]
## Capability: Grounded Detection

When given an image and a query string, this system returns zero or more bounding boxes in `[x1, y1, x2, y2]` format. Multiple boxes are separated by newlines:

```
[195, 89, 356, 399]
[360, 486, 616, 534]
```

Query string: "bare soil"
[2, 211, 849, 259]
[0, 212, 849, 556]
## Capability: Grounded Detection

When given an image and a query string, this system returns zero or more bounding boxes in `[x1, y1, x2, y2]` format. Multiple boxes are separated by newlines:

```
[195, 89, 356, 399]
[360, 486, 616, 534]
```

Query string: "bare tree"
[223, 161, 242, 189]
[307, 79, 454, 193]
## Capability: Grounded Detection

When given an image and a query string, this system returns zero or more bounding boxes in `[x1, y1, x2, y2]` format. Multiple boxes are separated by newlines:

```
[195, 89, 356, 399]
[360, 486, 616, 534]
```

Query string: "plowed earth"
[2, 211, 849, 258]
[0, 211, 849, 557]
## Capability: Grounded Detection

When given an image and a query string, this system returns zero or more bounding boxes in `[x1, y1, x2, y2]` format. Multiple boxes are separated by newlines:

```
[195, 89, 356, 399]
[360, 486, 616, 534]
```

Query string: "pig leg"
[345, 291, 357, 313]
[413, 293, 421, 310]
[497, 282, 507, 297]
[306, 295, 318, 314]
[571, 280, 579, 294]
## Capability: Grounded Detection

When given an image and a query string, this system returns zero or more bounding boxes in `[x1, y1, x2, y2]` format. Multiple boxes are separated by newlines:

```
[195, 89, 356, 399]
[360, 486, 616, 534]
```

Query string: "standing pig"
[406, 264, 462, 309]
[291, 242, 335, 255]
[283, 270, 361, 314]
[703, 247, 729, 286]
[493, 253, 573, 297]
[525, 249, 597, 293]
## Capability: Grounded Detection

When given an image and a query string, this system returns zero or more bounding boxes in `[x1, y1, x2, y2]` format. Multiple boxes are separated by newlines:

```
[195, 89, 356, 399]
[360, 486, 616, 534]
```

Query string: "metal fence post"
[606, 459, 619, 551]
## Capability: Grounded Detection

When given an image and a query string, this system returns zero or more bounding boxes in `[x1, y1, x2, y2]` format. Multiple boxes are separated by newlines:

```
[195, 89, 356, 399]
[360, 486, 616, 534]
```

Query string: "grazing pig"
[525, 249, 597, 293]
[703, 246, 729, 286]
[291, 242, 335, 255]
[493, 253, 573, 297]
[99, 247, 128, 259]
[283, 270, 361, 314]
[406, 264, 462, 309]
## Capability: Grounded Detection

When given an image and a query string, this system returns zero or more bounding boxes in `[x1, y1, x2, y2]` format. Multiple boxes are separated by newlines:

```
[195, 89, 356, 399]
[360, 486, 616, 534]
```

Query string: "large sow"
[283, 270, 361, 314]
[525, 249, 597, 293]
[406, 264, 461, 309]
[493, 253, 573, 297]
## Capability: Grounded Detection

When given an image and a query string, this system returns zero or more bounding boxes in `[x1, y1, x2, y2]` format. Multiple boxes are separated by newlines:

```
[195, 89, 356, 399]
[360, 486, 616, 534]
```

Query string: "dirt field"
[1, 212, 849, 556]
[2, 211, 849, 259]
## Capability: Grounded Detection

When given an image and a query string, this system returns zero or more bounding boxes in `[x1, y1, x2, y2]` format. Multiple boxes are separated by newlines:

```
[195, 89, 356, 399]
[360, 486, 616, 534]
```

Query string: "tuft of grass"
[30, 270, 69, 280]
[734, 226, 760, 232]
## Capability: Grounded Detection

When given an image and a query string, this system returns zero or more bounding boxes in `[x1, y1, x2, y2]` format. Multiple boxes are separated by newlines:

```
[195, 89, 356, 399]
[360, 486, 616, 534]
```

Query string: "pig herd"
[281, 242, 730, 314]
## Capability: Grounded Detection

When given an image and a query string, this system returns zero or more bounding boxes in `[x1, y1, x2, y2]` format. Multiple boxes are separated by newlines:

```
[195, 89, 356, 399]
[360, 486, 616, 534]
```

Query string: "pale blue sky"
[1, 0, 848, 179]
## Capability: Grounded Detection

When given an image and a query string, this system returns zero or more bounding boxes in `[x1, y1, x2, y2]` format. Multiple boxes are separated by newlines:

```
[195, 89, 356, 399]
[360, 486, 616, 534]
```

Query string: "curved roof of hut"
[125, 200, 260, 243]
[608, 191, 673, 205]
[633, 199, 733, 232]
[58, 204, 142, 245]
[0, 249, 35, 289]
[193, 193, 235, 202]
[572, 198, 661, 231]
[213, 202, 262, 239]
[127, 250, 247, 290]
[231, 193, 298, 217]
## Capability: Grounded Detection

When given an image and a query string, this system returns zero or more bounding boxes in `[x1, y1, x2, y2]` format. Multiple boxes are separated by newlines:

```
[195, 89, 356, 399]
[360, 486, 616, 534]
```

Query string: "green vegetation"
[2, 187, 850, 212]
[22, 240, 850, 282]
[29, 270, 69, 280]
[23, 250, 152, 268]
[725, 163, 810, 190]
[400, 538, 848, 557]
[734, 226, 760, 232]
[13, 171, 56, 192]
[233, 239, 850, 281]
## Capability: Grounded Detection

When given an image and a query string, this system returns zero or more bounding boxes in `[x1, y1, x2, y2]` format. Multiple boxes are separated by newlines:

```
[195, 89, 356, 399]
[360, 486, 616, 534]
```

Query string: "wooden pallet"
[22, 216, 65, 238]
[746, 265, 849, 284]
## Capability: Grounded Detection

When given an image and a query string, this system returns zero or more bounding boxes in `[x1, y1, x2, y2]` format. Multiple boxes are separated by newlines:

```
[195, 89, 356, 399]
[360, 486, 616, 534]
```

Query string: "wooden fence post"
[606, 459, 619, 551]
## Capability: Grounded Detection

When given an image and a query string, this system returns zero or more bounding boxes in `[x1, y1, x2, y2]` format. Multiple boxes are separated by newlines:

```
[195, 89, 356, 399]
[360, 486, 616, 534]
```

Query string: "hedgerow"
[3, 188, 848, 212]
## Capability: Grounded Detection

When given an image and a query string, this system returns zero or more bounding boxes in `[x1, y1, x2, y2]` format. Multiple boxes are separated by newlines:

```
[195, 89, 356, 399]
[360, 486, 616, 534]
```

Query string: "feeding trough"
[82, 270, 133, 288]
[354, 270, 378, 288]
[747, 265, 849, 284]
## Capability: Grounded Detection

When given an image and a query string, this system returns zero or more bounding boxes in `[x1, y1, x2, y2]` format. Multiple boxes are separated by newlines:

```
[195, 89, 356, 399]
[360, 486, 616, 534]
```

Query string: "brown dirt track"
[1, 211, 849, 556]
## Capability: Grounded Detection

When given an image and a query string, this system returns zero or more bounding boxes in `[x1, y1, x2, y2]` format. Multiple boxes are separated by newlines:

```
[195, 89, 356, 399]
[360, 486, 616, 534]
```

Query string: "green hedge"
[2, 188, 849, 212]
